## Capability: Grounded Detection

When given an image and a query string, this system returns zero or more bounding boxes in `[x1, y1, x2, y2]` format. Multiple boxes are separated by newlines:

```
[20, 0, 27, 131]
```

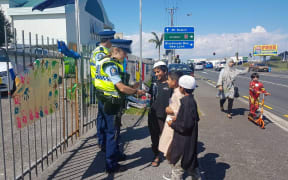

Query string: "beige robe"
[159, 87, 184, 156]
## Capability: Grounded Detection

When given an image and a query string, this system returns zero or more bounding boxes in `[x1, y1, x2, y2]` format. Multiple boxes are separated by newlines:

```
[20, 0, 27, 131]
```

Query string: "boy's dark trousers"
[148, 110, 165, 156]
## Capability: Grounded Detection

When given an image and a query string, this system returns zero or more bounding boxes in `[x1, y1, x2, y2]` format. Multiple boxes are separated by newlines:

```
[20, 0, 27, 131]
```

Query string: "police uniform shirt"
[93, 46, 108, 63]
[104, 64, 121, 85]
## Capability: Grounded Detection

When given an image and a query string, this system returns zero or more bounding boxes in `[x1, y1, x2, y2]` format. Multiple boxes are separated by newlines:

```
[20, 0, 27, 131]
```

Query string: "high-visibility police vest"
[94, 57, 124, 99]
[90, 45, 110, 87]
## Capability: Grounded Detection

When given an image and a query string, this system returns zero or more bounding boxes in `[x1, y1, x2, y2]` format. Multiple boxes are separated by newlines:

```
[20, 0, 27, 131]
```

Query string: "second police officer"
[93, 38, 146, 173]
[90, 31, 115, 152]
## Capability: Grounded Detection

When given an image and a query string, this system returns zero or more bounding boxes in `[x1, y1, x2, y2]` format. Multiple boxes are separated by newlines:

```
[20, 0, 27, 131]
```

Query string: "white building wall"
[13, 14, 67, 44]
[65, 0, 104, 47]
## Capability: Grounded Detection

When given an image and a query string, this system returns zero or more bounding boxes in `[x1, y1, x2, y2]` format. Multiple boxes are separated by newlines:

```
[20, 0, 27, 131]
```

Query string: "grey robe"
[217, 65, 249, 99]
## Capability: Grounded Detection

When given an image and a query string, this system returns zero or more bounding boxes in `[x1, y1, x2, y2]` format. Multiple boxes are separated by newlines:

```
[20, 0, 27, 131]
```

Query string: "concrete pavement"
[37, 78, 288, 180]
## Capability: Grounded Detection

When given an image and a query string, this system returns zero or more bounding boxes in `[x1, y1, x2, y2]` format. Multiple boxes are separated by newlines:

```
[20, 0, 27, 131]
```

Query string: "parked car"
[200, 61, 207, 66]
[168, 63, 194, 76]
[215, 61, 226, 71]
[187, 63, 194, 72]
[194, 62, 204, 71]
[0, 59, 16, 93]
[205, 62, 213, 69]
[251, 63, 269, 72]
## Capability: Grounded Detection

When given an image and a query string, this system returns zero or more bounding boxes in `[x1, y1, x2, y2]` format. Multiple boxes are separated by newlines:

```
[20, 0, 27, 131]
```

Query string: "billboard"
[253, 44, 277, 56]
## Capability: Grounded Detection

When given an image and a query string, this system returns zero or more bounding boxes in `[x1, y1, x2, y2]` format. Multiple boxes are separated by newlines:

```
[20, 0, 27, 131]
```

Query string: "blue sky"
[103, 0, 288, 35]
[102, 0, 288, 59]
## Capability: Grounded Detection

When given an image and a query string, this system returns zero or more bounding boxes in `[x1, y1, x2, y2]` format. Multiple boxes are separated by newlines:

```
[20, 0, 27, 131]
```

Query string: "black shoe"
[220, 107, 224, 112]
[118, 153, 127, 162]
[106, 165, 127, 174]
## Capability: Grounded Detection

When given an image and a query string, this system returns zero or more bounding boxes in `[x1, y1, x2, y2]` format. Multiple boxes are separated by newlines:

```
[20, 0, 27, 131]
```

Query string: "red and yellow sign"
[253, 44, 277, 56]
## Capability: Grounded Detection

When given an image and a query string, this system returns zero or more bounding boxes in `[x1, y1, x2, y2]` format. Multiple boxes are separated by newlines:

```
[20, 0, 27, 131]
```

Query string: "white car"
[0, 61, 16, 92]
[194, 62, 204, 70]
[215, 61, 226, 71]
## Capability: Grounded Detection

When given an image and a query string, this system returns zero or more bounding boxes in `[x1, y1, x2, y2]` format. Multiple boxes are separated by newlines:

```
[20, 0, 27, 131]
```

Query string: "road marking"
[202, 71, 208, 74]
[238, 76, 288, 88]
[263, 105, 273, 110]
[283, 115, 288, 118]
[203, 70, 288, 88]
[243, 96, 249, 99]
[241, 96, 273, 110]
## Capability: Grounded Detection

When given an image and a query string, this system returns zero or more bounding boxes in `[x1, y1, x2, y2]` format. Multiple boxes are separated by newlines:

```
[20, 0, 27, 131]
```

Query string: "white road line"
[201, 71, 208, 74]
[204, 70, 288, 88]
[237, 76, 288, 88]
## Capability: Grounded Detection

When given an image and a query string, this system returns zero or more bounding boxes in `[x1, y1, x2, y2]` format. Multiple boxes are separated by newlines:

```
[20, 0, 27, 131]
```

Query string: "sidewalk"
[38, 79, 288, 180]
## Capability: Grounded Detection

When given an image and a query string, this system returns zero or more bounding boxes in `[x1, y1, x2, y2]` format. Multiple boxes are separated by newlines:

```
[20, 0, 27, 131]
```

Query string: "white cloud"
[126, 26, 288, 61]
[251, 26, 267, 33]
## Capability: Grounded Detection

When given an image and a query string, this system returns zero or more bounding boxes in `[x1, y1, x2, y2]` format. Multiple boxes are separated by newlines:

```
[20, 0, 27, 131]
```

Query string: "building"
[0, 0, 114, 47]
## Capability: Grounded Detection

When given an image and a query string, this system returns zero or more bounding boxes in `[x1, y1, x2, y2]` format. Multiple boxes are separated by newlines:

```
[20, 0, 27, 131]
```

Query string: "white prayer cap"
[153, 61, 166, 69]
[179, 75, 196, 90]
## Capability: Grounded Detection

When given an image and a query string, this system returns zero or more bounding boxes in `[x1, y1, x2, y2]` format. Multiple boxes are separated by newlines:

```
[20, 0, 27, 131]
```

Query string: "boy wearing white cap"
[148, 61, 172, 167]
[167, 75, 200, 180]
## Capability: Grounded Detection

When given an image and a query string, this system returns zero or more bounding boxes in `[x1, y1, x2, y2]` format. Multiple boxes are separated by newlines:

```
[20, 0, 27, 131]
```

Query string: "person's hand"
[136, 89, 146, 96]
[167, 120, 173, 127]
[171, 116, 176, 122]
[166, 107, 174, 115]
[131, 82, 140, 89]
[265, 92, 271, 96]
[218, 85, 223, 91]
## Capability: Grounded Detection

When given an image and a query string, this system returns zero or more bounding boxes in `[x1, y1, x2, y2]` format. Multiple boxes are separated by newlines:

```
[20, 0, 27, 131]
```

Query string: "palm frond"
[148, 39, 157, 43]
[151, 32, 160, 43]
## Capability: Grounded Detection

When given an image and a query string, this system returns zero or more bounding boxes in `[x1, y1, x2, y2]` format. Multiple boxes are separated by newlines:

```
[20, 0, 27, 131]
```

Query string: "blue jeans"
[98, 100, 121, 171]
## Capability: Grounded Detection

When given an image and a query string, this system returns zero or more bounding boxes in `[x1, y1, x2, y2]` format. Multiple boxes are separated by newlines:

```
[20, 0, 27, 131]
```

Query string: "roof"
[85, 0, 114, 29]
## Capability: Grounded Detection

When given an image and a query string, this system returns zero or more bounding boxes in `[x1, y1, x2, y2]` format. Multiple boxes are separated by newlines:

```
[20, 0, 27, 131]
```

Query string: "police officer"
[90, 30, 115, 152]
[93, 39, 146, 173]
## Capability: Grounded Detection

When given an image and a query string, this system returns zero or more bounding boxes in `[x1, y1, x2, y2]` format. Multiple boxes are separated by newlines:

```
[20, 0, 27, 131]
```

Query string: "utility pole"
[139, 0, 142, 89]
[167, 7, 177, 27]
[167, 7, 177, 64]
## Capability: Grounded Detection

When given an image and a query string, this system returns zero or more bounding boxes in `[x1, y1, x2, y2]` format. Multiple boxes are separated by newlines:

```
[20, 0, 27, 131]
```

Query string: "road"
[195, 68, 288, 120]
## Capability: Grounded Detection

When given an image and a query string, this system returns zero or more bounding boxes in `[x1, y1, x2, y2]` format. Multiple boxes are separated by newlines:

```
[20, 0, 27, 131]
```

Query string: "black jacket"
[170, 94, 199, 171]
[149, 81, 172, 119]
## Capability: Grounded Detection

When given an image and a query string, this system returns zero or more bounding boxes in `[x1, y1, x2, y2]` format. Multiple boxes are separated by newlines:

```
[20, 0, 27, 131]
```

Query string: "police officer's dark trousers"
[96, 101, 106, 151]
[98, 100, 121, 171]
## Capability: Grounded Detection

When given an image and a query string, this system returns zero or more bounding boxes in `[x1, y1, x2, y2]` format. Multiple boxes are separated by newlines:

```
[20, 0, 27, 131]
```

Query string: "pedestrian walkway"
[38, 79, 288, 180]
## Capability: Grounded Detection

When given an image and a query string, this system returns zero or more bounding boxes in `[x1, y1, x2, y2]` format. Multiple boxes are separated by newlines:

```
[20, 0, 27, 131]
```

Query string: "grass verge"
[125, 107, 149, 116]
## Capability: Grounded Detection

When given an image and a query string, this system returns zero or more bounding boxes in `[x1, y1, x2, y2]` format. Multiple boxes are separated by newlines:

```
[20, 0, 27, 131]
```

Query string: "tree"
[0, 8, 12, 47]
[148, 32, 163, 60]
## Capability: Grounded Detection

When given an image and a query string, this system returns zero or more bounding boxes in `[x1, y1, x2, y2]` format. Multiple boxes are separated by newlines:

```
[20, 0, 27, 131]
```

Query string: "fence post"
[22, 30, 26, 70]
[6, 25, 17, 180]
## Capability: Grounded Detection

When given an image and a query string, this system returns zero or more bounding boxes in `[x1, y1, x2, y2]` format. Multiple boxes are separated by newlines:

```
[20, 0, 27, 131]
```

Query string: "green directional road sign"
[164, 33, 194, 41]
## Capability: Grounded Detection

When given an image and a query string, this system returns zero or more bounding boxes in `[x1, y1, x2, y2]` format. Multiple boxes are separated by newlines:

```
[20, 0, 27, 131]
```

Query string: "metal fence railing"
[0, 27, 98, 180]
[0, 26, 153, 180]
